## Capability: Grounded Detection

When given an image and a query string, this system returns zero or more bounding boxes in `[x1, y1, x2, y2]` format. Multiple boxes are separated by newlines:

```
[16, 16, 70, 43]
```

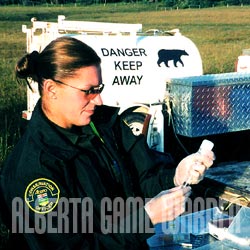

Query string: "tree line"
[165, 0, 250, 8]
[1, 0, 250, 7]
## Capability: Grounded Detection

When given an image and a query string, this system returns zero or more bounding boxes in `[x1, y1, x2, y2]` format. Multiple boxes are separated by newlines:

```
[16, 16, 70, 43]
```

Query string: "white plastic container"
[236, 49, 250, 72]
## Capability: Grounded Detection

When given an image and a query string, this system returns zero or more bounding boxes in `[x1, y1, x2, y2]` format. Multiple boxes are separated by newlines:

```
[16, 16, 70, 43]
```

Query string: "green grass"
[1, 4, 250, 167]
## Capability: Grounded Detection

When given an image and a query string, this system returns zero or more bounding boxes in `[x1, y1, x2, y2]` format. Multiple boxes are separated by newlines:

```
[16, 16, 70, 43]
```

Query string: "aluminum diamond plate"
[170, 72, 250, 137]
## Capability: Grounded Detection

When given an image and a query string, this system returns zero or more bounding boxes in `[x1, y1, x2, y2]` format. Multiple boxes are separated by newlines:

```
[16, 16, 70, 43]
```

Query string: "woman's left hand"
[174, 150, 215, 186]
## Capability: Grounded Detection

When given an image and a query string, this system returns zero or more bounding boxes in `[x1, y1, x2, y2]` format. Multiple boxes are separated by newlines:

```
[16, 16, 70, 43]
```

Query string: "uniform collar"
[53, 124, 92, 145]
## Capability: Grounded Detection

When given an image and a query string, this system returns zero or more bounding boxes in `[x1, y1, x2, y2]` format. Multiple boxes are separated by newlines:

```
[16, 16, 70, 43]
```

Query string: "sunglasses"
[53, 79, 104, 95]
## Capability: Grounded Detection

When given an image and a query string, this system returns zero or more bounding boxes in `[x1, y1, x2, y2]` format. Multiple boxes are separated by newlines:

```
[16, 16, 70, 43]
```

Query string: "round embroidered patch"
[24, 178, 60, 214]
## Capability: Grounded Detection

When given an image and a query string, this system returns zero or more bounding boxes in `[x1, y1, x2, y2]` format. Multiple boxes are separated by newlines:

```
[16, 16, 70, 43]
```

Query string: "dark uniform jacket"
[0, 100, 176, 250]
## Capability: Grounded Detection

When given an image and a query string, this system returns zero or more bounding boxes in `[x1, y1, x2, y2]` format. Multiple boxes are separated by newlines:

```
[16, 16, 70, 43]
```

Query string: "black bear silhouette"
[157, 49, 189, 67]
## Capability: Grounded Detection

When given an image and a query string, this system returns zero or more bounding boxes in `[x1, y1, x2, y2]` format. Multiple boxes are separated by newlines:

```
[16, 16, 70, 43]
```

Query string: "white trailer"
[21, 15, 203, 152]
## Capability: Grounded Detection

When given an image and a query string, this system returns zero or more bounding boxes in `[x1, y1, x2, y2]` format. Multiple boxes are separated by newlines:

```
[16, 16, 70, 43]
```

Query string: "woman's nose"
[91, 93, 103, 106]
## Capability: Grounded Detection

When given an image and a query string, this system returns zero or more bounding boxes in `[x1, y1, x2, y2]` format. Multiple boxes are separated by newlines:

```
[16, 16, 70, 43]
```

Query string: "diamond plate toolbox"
[169, 72, 250, 137]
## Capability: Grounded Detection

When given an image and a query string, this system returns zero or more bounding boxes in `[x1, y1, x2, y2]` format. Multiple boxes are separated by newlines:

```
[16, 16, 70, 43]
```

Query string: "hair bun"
[16, 50, 40, 79]
[29, 50, 40, 64]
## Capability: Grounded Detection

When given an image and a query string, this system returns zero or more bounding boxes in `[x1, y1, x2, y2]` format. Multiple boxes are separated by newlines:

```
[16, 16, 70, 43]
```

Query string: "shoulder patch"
[24, 178, 60, 214]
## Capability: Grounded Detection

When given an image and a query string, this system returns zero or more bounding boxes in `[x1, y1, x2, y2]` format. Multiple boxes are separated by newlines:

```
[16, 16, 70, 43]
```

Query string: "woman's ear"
[43, 79, 57, 99]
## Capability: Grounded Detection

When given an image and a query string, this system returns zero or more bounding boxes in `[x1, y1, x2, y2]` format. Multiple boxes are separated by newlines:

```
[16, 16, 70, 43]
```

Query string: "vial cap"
[199, 139, 214, 154]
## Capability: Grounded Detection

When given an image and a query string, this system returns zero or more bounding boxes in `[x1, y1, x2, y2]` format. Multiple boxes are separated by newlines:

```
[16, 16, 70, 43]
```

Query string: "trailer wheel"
[121, 111, 147, 136]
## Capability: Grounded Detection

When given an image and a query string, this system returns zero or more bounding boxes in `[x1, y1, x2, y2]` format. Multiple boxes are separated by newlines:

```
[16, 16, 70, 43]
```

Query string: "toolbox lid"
[170, 72, 250, 87]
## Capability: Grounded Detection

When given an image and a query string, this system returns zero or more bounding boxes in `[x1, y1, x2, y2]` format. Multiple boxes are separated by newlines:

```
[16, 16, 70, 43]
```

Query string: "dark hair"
[15, 36, 101, 94]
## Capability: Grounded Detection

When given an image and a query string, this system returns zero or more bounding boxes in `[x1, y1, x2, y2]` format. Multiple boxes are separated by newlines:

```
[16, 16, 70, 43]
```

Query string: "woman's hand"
[174, 150, 215, 187]
[144, 186, 191, 225]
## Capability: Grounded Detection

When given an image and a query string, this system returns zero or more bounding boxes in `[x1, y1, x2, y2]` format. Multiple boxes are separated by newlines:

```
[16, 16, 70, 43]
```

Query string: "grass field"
[0, 4, 250, 166]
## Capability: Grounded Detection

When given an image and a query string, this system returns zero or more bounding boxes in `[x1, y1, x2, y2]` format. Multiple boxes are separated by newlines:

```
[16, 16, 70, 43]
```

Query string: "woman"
[0, 36, 214, 249]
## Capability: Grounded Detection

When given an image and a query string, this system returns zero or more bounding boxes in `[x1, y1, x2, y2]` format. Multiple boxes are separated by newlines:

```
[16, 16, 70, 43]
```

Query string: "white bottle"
[183, 139, 214, 187]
